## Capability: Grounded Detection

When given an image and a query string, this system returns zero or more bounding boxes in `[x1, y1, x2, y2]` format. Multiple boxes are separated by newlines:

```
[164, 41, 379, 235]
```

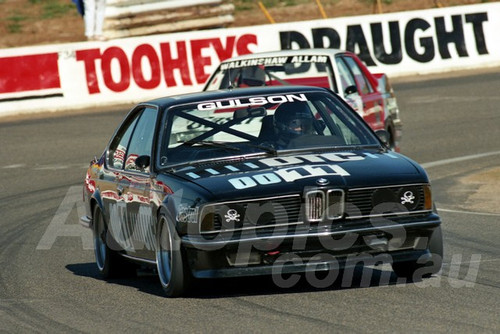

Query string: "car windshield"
[204, 55, 335, 91]
[157, 91, 379, 168]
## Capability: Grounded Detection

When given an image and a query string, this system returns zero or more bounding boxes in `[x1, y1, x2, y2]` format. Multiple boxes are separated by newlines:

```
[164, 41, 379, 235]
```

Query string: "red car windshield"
[204, 56, 334, 91]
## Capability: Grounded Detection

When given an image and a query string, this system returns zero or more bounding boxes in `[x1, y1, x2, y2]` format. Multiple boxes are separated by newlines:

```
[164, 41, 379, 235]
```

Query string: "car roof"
[142, 85, 331, 109]
[218, 48, 347, 63]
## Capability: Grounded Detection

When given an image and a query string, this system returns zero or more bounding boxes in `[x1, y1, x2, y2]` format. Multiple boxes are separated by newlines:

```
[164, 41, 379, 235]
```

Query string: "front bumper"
[181, 215, 441, 278]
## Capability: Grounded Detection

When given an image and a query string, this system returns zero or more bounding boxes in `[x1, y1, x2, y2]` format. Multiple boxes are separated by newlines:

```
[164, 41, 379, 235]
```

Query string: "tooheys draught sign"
[270, 3, 498, 75]
[67, 3, 498, 98]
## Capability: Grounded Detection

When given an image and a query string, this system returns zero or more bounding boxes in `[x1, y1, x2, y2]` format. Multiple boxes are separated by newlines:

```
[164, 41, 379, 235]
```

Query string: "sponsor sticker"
[220, 55, 329, 70]
[197, 93, 308, 110]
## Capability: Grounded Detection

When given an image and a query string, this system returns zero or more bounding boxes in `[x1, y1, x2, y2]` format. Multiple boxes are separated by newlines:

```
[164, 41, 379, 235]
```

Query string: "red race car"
[204, 48, 402, 151]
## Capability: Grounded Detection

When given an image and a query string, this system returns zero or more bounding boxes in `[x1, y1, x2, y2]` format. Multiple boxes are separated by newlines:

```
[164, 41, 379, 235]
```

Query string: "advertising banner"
[0, 3, 499, 116]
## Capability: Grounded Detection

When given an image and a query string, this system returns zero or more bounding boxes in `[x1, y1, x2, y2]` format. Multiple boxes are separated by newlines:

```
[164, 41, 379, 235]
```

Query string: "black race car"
[81, 86, 442, 297]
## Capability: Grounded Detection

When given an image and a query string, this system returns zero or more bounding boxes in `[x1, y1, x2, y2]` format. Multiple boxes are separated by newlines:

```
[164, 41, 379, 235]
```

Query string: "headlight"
[423, 184, 433, 211]
[200, 210, 215, 233]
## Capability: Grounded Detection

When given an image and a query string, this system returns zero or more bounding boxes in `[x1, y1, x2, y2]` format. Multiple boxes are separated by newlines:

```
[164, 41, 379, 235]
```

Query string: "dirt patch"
[458, 168, 500, 214]
[0, 0, 491, 48]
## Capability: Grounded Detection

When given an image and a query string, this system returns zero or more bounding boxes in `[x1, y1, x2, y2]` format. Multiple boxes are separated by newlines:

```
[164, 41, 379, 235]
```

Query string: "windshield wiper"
[241, 142, 278, 156]
[163, 154, 252, 173]
[182, 140, 241, 152]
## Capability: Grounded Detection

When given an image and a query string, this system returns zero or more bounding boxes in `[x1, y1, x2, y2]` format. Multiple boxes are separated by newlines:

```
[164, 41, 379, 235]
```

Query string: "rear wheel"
[392, 225, 443, 279]
[93, 205, 134, 278]
[156, 212, 190, 297]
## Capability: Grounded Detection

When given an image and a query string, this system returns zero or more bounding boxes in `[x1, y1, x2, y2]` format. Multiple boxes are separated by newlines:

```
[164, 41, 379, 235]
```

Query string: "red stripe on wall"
[0, 53, 61, 93]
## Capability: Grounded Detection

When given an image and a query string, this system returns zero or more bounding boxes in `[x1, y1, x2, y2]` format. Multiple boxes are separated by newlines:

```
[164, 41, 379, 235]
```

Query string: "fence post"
[373, 0, 383, 14]
[316, 0, 328, 19]
[258, 1, 276, 24]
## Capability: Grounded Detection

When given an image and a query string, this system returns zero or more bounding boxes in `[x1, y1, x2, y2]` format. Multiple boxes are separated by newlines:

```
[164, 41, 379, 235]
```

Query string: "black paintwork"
[81, 86, 441, 283]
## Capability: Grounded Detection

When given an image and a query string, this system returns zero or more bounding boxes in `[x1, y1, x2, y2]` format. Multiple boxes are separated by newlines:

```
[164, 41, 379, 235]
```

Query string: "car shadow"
[67, 263, 428, 299]
[189, 265, 421, 299]
[66, 263, 166, 297]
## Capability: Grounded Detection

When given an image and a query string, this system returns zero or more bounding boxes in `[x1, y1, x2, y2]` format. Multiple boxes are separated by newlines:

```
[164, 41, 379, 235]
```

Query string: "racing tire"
[391, 225, 443, 280]
[156, 212, 191, 297]
[93, 205, 135, 278]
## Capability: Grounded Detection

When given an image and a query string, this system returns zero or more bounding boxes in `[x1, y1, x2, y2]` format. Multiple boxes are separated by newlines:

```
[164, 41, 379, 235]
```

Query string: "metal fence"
[104, 0, 234, 39]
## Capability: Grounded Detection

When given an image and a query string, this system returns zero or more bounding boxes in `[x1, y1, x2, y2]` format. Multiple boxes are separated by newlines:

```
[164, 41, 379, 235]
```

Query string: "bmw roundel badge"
[316, 178, 330, 186]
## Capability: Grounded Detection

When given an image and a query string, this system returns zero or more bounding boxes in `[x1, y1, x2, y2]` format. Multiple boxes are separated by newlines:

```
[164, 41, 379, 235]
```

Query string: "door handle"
[117, 185, 124, 196]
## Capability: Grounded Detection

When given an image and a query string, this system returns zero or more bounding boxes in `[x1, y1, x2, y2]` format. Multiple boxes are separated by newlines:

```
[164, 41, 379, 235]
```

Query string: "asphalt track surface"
[1, 68, 499, 333]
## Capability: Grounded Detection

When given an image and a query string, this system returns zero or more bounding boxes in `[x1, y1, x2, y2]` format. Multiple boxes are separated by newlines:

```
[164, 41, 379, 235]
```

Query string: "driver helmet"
[274, 101, 314, 139]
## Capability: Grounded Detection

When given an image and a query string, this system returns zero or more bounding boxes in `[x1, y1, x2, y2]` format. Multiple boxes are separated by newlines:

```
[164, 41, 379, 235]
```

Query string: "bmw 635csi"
[81, 86, 442, 297]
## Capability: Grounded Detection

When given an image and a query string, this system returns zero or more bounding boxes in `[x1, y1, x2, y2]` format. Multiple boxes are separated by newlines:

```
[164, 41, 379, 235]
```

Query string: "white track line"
[421, 150, 500, 168]
[437, 208, 500, 217]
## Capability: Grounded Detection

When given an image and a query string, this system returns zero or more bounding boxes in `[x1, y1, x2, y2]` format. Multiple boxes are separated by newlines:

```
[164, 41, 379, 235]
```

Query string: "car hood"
[171, 150, 427, 198]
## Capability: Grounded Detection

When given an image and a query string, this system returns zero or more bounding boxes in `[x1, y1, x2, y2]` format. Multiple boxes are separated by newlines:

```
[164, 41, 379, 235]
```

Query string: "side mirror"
[344, 85, 358, 95]
[135, 155, 151, 170]
[375, 130, 390, 147]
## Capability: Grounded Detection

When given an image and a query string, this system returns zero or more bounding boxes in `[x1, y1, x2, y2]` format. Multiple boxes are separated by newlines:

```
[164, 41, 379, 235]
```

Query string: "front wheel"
[392, 225, 443, 279]
[93, 205, 134, 278]
[156, 213, 190, 297]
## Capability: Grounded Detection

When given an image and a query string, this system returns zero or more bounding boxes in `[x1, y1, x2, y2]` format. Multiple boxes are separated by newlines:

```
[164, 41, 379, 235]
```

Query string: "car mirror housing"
[375, 129, 390, 147]
[344, 85, 358, 95]
[233, 106, 267, 120]
[135, 155, 150, 170]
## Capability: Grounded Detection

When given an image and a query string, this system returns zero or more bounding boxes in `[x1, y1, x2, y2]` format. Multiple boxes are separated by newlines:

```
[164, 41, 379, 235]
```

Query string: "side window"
[342, 56, 373, 94]
[107, 112, 140, 170]
[320, 99, 362, 145]
[335, 57, 356, 94]
[125, 107, 157, 172]
[328, 111, 361, 145]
